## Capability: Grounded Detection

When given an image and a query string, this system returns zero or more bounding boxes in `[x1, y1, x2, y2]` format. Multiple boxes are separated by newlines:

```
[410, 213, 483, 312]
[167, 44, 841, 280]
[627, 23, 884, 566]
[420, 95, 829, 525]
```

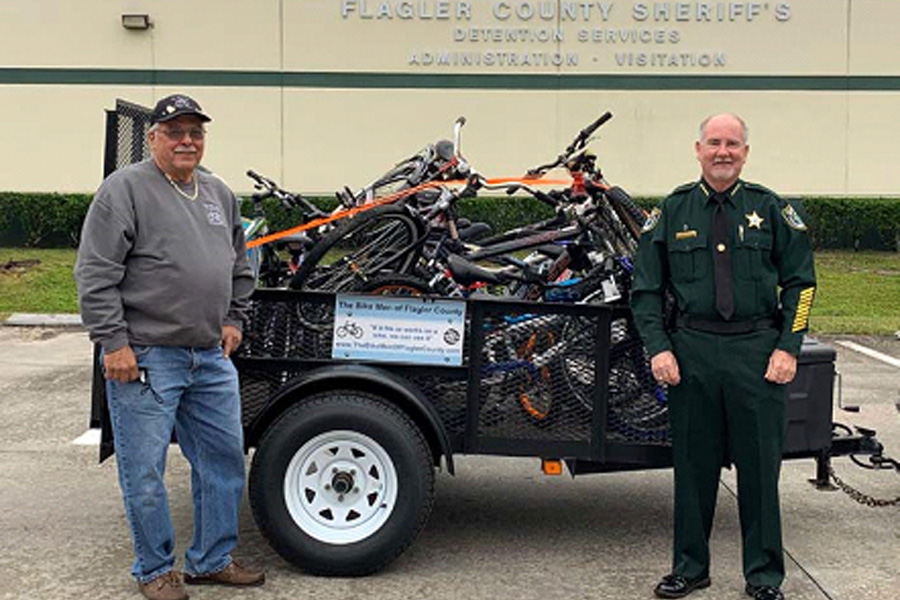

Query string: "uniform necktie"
[711, 193, 734, 320]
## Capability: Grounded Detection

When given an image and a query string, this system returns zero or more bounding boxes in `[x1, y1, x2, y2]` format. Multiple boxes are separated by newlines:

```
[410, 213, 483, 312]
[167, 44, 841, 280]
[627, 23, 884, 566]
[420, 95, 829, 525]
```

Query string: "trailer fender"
[246, 364, 455, 474]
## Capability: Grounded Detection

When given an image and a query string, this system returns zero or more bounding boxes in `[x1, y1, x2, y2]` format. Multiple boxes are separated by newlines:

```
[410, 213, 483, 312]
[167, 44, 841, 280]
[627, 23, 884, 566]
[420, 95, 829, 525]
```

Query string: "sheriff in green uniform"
[631, 114, 815, 600]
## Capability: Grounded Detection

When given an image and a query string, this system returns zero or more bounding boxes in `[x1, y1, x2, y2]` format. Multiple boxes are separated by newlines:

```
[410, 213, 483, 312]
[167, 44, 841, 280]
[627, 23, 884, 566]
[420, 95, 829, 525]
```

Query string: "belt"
[676, 315, 778, 335]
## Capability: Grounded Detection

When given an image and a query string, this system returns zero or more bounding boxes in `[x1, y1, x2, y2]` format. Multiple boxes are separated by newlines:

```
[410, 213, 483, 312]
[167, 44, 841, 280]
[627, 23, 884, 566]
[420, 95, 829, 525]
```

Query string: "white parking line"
[72, 428, 101, 445]
[834, 340, 900, 368]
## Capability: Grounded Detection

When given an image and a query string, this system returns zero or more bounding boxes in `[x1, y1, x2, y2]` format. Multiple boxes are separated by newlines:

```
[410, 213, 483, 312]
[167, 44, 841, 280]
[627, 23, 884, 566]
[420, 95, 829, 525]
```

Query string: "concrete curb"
[3, 313, 83, 327]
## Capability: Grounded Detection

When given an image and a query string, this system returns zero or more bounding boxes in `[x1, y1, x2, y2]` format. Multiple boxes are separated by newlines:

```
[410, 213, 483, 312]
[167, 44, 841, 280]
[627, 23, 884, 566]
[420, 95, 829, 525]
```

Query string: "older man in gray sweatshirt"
[75, 94, 261, 600]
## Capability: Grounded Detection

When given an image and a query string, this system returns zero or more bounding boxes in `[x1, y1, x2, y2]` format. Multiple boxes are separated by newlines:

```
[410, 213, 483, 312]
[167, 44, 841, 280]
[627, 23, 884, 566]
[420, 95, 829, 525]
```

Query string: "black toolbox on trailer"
[784, 337, 836, 457]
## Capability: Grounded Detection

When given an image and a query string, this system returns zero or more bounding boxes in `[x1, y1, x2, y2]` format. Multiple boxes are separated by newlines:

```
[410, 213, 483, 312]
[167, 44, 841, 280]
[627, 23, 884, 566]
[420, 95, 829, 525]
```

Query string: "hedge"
[1, 191, 897, 251]
[634, 196, 900, 251]
[797, 197, 900, 251]
[0, 192, 93, 247]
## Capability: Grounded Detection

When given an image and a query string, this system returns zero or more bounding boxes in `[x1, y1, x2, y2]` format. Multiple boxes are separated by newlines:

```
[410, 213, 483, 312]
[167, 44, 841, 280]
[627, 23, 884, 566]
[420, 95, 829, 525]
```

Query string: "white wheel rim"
[283, 430, 398, 544]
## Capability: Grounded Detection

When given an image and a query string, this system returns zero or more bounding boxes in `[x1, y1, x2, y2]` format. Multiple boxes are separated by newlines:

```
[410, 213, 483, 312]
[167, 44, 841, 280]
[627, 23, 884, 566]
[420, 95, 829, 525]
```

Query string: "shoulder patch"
[781, 203, 807, 230]
[641, 207, 662, 233]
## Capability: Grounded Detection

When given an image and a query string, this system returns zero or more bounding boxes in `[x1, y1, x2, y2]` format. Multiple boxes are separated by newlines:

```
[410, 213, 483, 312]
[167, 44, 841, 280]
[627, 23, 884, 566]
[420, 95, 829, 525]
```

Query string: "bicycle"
[285, 116, 487, 292]
[240, 171, 340, 361]
[350, 210, 662, 433]
[243, 169, 329, 287]
[286, 111, 644, 303]
[275, 112, 665, 434]
[335, 116, 472, 209]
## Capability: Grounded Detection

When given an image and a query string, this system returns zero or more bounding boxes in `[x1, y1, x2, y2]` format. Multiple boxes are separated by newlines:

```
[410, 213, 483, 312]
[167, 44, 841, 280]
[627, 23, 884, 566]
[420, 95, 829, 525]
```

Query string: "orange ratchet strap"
[246, 176, 573, 249]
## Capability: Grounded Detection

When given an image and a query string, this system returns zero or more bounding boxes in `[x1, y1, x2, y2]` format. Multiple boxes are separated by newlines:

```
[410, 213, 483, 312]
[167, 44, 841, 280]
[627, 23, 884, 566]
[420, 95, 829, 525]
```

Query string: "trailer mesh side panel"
[477, 309, 592, 441]
[408, 375, 468, 436]
[239, 368, 302, 428]
[237, 293, 671, 450]
[242, 296, 335, 360]
[605, 317, 670, 444]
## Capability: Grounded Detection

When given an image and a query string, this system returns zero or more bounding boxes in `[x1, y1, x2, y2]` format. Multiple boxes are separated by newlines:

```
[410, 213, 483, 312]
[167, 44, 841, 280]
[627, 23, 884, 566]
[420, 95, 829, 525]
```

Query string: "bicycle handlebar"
[467, 175, 561, 209]
[526, 110, 613, 177]
[453, 116, 466, 158]
[246, 169, 277, 189]
[245, 169, 327, 218]
[566, 111, 612, 156]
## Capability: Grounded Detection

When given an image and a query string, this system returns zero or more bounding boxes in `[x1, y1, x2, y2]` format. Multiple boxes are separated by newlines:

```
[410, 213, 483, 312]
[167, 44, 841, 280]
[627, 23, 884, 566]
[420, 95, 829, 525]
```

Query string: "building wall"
[0, 0, 898, 197]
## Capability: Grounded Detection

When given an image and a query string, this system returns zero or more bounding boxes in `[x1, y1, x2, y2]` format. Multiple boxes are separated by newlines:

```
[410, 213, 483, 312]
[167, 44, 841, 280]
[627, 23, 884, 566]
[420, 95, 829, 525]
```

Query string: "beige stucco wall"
[0, 0, 898, 197]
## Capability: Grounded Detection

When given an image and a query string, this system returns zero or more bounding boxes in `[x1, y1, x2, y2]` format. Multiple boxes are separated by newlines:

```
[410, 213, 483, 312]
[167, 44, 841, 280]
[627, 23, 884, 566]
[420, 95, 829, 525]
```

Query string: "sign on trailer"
[332, 293, 466, 365]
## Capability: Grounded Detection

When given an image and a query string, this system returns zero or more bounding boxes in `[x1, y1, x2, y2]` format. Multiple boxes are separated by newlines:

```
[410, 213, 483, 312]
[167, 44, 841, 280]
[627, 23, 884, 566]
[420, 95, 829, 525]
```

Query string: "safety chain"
[828, 464, 900, 507]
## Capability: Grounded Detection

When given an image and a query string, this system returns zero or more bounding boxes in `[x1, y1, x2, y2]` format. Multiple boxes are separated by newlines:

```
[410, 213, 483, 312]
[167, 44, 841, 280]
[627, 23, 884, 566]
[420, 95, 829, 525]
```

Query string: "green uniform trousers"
[668, 326, 786, 589]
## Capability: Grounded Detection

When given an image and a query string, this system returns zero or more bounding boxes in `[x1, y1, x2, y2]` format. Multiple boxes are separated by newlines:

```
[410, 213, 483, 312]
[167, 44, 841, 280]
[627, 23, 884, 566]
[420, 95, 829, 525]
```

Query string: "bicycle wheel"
[591, 200, 638, 257]
[364, 160, 424, 201]
[359, 148, 443, 204]
[605, 185, 646, 239]
[289, 205, 424, 292]
[515, 329, 558, 423]
[555, 284, 669, 439]
[560, 312, 670, 443]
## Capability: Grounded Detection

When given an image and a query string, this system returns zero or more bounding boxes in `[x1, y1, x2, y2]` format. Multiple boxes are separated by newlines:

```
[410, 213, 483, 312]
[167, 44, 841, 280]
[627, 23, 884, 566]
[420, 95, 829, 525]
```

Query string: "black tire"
[605, 185, 646, 243]
[249, 391, 436, 576]
[591, 200, 638, 257]
[288, 205, 424, 291]
[365, 158, 427, 200]
[560, 312, 670, 442]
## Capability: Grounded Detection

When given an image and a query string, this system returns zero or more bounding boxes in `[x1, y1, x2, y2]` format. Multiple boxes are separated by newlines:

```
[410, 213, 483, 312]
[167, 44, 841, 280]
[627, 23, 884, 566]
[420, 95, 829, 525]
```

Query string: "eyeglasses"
[159, 127, 206, 142]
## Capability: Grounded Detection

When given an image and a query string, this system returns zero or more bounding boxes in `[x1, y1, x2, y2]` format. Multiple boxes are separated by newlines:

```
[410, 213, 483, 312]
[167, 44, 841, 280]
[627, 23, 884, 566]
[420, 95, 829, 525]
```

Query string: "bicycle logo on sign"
[336, 321, 364, 339]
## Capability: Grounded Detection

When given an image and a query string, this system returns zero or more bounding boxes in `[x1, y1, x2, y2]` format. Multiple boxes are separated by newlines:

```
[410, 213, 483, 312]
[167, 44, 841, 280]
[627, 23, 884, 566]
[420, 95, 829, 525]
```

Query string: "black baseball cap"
[150, 94, 212, 124]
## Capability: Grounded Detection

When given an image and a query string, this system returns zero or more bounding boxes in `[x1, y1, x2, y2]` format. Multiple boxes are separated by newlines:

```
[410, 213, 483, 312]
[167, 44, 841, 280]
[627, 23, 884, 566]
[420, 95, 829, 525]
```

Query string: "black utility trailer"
[219, 288, 867, 576]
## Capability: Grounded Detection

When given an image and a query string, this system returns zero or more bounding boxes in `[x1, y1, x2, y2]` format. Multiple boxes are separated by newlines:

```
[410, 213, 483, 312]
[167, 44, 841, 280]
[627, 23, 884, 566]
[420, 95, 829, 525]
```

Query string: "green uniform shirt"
[630, 179, 816, 357]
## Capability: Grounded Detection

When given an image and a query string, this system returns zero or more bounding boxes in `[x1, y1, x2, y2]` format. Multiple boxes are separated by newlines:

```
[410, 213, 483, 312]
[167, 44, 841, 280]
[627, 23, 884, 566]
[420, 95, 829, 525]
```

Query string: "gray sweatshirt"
[75, 159, 254, 352]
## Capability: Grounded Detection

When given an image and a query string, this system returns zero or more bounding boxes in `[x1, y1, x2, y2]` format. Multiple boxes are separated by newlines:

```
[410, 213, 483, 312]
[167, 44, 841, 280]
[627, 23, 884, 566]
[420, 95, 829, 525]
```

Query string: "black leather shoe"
[745, 583, 785, 600]
[654, 574, 711, 598]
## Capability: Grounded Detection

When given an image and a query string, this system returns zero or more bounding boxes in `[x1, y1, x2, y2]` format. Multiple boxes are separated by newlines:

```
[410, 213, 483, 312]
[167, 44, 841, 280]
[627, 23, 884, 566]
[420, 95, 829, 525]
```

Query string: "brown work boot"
[138, 571, 189, 600]
[184, 561, 265, 587]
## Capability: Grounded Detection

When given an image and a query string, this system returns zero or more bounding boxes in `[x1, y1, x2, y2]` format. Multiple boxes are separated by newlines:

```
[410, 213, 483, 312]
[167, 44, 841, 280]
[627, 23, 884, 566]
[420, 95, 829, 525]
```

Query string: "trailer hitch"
[860, 454, 900, 472]
[810, 424, 880, 490]
[848, 426, 899, 472]
[814, 425, 900, 507]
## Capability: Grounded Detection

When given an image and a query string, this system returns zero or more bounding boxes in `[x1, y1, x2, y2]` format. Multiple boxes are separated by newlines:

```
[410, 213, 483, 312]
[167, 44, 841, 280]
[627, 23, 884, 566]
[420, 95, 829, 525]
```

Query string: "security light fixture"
[121, 14, 152, 30]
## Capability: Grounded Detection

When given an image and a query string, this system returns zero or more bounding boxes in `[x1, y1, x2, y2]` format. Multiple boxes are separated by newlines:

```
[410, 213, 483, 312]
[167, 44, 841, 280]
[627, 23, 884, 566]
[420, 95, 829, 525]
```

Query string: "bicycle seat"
[458, 221, 492, 242]
[435, 139, 454, 161]
[447, 254, 513, 286]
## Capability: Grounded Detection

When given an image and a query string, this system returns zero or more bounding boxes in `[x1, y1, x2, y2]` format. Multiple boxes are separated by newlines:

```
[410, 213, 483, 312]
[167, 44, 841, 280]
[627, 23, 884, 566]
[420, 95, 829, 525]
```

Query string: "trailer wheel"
[249, 391, 435, 576]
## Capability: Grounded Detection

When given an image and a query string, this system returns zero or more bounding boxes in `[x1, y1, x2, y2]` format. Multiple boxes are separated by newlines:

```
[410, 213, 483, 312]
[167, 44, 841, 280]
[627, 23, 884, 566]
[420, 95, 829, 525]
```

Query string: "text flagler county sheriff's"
[339, 1, 793, 70]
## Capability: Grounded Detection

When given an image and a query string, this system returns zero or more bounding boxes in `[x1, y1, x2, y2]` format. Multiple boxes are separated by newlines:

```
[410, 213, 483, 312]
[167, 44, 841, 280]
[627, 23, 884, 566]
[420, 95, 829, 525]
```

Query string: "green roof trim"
[2, 68, 899, 91]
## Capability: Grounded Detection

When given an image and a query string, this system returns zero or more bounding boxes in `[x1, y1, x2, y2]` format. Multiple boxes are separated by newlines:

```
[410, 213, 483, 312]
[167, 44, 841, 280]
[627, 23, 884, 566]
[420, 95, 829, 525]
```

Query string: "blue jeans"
[105, 345, 245, 583]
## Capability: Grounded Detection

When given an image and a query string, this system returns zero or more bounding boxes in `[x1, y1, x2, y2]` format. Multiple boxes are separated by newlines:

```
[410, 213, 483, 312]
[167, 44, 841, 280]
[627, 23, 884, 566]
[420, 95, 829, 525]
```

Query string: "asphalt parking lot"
[0, 326, 897, 600]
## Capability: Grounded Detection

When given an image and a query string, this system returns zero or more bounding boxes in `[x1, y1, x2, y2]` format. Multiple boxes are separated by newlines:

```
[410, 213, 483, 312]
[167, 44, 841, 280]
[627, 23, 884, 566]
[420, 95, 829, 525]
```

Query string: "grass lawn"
[810, 250, 900, 335]
[1, 247, 898, 335]
[0, 248, 79, 316]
